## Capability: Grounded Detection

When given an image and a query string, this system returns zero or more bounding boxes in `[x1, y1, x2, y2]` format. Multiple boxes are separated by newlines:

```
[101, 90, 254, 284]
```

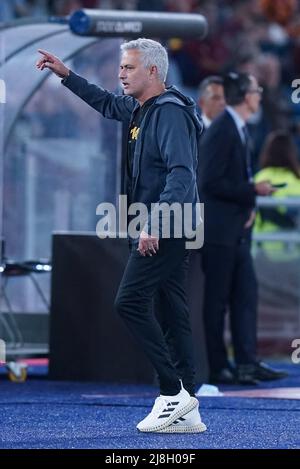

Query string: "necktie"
[241, 125, 253, 182]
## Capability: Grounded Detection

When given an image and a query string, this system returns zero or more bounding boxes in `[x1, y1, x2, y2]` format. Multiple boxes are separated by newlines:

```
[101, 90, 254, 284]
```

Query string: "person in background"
[198, 72, 288, 385]
[197, 75, 225, 129]
[254, 131, 300, 253]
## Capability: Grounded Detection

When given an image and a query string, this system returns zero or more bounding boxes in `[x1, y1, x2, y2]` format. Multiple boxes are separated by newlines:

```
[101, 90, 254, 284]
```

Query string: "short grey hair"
[120, 38, 169, 82]
[198, 76, 224, 99]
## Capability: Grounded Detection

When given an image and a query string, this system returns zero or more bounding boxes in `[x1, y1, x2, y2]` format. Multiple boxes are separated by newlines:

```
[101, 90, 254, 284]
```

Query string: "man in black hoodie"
[37, 38, 206, 434]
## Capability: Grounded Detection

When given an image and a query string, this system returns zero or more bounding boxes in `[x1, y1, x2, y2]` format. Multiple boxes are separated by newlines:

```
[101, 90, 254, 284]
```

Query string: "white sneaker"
[137, 387, 197, 432]
[157, 397, 207, 433]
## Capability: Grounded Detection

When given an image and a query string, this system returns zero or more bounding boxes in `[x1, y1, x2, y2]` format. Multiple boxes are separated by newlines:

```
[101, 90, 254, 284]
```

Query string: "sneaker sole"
[137, 397, 198, 433]
[158, 422, 207, 433]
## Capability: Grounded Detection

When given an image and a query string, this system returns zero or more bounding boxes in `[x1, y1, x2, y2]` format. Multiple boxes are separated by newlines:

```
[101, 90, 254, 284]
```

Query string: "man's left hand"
[138, 231, 159, 257]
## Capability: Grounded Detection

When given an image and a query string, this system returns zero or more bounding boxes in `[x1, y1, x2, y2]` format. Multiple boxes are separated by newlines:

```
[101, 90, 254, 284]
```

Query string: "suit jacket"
[198, 110, 256, 246]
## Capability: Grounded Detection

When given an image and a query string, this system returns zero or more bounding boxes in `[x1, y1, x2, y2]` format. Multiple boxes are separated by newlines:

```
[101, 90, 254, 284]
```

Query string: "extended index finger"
[37, 49, 55, 60]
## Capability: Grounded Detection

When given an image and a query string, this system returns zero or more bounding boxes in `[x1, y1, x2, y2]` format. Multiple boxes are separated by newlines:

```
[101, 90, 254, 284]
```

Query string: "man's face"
[199, 84, 225, 120]
[119, 49, 152, 99]
[245, 76, 262, 115]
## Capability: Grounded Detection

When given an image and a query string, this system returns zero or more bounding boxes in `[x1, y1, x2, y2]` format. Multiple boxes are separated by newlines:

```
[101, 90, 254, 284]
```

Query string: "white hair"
[120, 38, 169, 82]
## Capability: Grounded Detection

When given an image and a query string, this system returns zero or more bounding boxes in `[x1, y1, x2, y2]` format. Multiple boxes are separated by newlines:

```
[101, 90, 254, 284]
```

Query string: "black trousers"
[114, 239, 196, 396]
[202, 241, 258, 374]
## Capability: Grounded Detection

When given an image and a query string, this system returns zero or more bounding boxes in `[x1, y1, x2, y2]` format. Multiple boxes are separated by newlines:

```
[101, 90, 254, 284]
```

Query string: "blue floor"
[0, 363, 299, 449]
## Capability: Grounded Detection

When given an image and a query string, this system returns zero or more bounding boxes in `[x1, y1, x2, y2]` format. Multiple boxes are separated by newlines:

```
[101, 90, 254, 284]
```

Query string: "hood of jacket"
[154, 85, 203, 132]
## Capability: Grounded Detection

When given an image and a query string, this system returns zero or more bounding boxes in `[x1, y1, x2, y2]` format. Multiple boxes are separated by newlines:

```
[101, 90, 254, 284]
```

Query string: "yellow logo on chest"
[130, 126, 140, 140]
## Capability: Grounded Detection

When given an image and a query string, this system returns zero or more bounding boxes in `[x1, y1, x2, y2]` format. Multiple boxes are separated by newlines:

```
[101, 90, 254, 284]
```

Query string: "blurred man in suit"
[198, 76, 225, 129]
[198, 72, 288, 384]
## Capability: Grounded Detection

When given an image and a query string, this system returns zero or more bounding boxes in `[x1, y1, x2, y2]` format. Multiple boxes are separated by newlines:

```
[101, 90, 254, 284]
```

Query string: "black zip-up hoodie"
[62, 71, 202, 238]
